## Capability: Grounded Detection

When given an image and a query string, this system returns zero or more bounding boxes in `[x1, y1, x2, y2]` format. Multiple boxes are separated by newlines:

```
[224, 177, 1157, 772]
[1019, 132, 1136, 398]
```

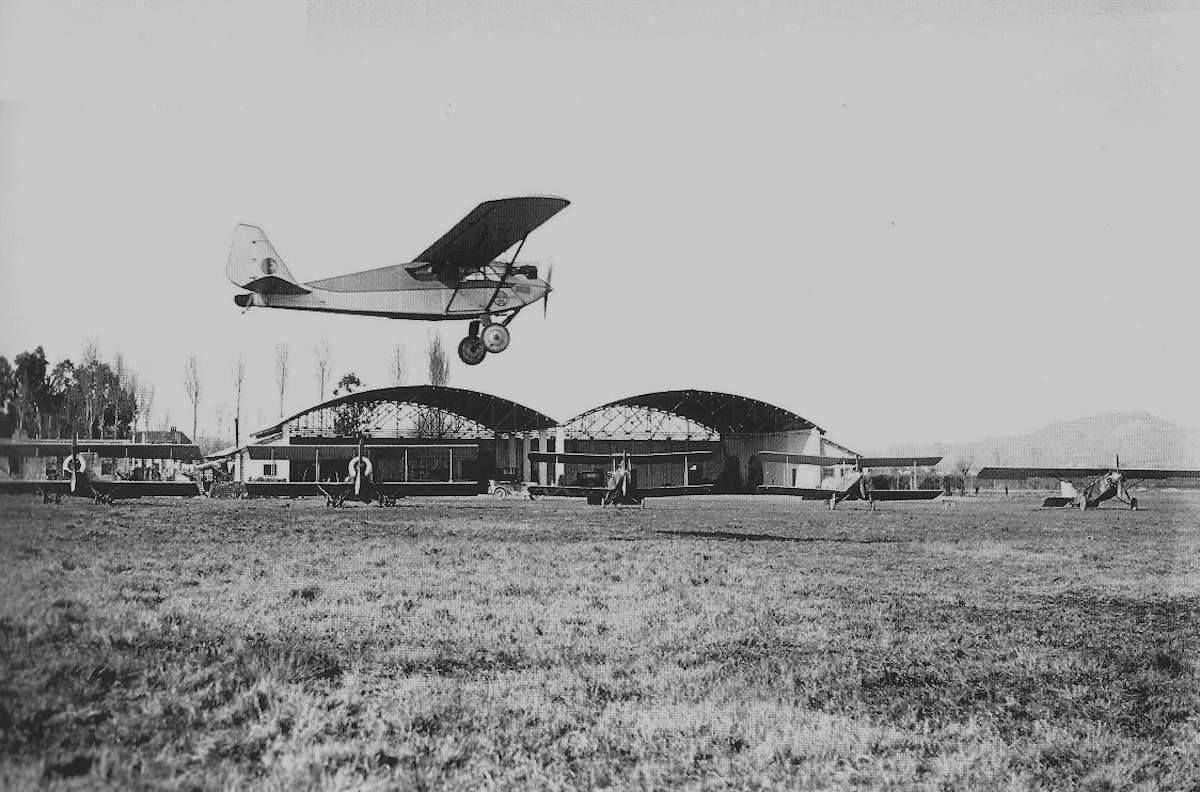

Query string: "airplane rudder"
[227, 223, 295, 288]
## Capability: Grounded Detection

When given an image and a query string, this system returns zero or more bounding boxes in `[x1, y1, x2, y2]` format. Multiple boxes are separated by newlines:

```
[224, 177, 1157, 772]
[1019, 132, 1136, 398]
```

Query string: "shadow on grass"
[656, 529, 907, 544]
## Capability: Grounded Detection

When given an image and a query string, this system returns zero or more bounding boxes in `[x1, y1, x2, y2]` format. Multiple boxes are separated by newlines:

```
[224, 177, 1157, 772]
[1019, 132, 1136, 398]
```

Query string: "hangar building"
[214, 386, 558, 495]
[552, 390, 853, 492]
[212, 386, 856, 494]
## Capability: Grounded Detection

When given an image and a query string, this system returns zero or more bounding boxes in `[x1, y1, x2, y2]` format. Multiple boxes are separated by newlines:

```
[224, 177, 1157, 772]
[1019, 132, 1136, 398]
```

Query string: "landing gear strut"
[458, 334, 486, 366]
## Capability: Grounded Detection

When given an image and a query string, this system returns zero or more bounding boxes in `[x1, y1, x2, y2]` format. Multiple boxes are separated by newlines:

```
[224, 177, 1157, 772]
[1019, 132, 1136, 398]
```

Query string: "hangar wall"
[723, 430, 824, 490]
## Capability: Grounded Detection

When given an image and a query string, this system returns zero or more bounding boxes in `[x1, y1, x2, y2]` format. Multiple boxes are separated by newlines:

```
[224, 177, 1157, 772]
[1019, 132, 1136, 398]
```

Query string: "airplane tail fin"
[227, 224, 311, 295]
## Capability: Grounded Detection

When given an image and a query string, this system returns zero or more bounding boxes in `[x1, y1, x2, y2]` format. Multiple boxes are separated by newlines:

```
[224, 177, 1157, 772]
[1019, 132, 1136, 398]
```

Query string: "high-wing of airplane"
[242, 437, 408, 506]
[756, 452, 944, 509]
[228, 196, 569, 365]
[527, 450, 714, 505]
[976, 456, 1200, 509]
[0, 437, 203, 503]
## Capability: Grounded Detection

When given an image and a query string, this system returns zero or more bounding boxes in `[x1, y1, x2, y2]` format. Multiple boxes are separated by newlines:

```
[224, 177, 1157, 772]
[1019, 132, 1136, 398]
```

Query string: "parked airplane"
[528, 450, 713, 505]
[0, 437, 203, 503]
[228, 196, 568, 365]
[243, 437, 406, 507]
[976, 457, 1200, 509]
[756, 452, 944, 509]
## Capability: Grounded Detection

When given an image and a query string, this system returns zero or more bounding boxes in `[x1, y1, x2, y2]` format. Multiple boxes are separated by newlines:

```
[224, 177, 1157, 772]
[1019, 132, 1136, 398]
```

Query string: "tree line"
[0, 344, 148, 440]
[1, 331, 452, 445]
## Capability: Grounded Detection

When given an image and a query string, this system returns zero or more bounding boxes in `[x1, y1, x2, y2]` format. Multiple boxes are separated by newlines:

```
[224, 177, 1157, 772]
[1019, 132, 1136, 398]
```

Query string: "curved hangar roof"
[560, 390, 821, 440]
[257, 385, 557, 439]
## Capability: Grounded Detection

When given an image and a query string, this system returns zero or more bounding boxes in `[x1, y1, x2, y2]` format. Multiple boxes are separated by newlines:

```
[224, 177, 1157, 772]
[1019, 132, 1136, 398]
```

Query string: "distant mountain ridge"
[882, 412, 1200, 472]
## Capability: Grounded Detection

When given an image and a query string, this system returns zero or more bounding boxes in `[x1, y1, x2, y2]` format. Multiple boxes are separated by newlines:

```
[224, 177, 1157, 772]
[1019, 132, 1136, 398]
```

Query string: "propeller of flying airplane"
[543, 262, 554, 318]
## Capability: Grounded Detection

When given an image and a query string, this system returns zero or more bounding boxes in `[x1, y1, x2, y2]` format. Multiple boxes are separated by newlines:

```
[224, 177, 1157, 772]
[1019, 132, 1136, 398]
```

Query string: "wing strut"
[483, 234, 528, 315]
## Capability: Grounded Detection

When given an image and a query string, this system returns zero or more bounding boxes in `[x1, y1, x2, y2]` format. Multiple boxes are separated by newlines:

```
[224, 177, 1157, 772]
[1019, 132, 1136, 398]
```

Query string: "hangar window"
[263, 463, 277, 477]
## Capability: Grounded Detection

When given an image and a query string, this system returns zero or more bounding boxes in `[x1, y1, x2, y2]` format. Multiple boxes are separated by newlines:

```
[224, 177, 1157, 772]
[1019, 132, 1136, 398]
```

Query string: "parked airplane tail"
[227, 224, 311, 295]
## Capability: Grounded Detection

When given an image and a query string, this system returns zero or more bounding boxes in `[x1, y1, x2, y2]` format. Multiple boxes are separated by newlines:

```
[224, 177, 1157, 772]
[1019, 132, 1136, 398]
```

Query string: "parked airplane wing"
[527, 483, 714, 499]
[856, 457, 943, 467]
[529, 451, 712, 465]
[868, 489, 943, 501]
[244, 482, 327, 498]
[0, 440, 202, 460]
[1119, 469, 1200, 480]
[0, 479, 198, 499]
[757, 485, 847, 500]
[756, 452, 941, 467]
[414, 197, 570, 275]
[627, 484, 714, 498]
[244, 444, 467, 461]
[89, 481, 202, 499]
[976, 467, 1110, 479]
[0, 480, 70, 496]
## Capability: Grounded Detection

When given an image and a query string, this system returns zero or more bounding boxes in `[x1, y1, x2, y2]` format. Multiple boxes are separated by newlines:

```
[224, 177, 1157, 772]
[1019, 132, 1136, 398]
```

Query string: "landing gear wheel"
[481, 323, 510, 353]
[492, 487, 509, 500]
[1129, 497, 1138, 510]
[458, 336, 486, 366]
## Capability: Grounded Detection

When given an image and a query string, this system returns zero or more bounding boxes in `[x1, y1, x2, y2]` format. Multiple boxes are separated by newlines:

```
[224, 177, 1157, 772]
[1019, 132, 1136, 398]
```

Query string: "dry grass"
[1, 493, 1197, 790]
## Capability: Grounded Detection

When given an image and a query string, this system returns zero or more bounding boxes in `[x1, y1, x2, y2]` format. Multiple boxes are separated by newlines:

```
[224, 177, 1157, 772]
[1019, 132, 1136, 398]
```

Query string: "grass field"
[1, 492, 1198, 790]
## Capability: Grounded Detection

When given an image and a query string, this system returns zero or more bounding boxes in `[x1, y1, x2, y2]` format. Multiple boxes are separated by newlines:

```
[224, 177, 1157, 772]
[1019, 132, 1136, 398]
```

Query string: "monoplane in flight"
[228, 196, 568, 365]
[976, 457, 1200, 509]
[0, 437, 203, 503]
[756, 452, 944, 509]
[528, 450, 713, 505]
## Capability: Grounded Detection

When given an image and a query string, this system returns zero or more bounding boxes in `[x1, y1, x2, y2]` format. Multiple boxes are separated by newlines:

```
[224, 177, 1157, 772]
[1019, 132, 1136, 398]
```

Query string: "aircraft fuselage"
[236, 264, 550, 321]
[1078, 474, 1121, 508]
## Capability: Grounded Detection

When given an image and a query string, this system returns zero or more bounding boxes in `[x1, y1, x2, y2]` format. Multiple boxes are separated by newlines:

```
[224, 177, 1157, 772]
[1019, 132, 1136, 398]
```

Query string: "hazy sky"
[1, 0, 1197, 451]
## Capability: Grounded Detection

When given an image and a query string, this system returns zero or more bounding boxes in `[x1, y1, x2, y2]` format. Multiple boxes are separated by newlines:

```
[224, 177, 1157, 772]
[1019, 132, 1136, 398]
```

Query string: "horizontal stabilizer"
[227, 224, 310, 294]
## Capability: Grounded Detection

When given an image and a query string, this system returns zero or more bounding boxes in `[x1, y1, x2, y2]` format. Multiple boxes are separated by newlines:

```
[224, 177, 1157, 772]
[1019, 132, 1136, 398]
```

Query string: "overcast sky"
[1, 0, 1196, 451]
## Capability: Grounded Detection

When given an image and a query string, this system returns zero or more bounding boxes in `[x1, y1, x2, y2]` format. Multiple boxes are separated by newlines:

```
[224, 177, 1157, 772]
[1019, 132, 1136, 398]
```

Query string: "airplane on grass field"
[0, 437, 203, 503]
[756, 452, 944, 509]
[243, 438, 405, 507]
[228, 196, 569, 366]
[527, 450, 713, 506]
[976, 457, 1200, 509]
